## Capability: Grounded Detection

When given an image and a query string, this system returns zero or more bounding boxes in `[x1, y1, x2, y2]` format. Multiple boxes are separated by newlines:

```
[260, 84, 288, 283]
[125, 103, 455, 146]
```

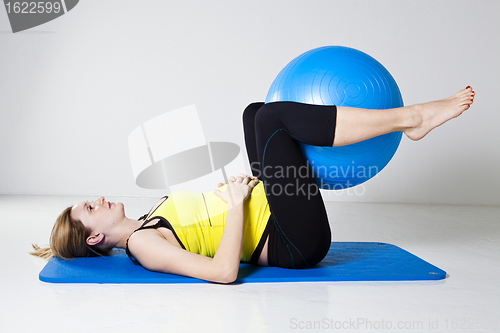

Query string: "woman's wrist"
[226, 196, 245, 210]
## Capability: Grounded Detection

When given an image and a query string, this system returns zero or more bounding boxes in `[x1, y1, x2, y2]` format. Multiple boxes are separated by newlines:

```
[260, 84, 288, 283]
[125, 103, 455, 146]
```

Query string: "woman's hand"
[215, 173, 259, 189]
[213, 173, 259, 207]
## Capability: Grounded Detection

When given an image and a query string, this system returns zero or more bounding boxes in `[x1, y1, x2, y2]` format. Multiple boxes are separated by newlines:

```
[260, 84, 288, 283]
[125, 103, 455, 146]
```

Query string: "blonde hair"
[30, 206, 112, 260]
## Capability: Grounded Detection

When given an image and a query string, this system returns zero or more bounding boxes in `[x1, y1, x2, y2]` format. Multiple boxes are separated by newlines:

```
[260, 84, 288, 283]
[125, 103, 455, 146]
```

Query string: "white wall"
[0, 0, 499, 205]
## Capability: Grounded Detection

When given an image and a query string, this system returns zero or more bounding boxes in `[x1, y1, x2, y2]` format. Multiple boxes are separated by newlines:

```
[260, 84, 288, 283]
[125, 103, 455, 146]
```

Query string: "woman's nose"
[94, 196, 105, 205]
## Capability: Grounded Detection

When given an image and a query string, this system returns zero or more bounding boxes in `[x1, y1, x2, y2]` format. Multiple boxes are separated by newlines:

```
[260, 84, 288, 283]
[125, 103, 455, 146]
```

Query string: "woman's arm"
[127, 174, 258, 284]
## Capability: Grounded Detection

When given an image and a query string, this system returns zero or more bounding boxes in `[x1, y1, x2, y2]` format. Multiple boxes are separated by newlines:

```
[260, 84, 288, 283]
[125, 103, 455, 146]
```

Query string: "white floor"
[1, 195, 498, 333]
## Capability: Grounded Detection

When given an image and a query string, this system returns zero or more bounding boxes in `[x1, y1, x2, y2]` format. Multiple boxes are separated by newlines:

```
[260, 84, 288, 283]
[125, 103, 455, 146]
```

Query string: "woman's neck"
[112, 217, 144, 250]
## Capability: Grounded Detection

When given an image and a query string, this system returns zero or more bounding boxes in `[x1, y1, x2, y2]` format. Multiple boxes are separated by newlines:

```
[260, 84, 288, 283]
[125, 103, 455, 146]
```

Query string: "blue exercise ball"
[265, 46, 404, 189]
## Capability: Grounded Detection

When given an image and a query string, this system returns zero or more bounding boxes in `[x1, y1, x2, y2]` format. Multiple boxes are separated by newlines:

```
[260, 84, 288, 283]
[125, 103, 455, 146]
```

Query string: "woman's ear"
[86, 233, 104, 246]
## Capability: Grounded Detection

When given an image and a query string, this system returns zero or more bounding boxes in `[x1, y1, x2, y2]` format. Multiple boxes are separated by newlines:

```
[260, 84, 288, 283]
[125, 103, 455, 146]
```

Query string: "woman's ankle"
[403, 104, 423, 131]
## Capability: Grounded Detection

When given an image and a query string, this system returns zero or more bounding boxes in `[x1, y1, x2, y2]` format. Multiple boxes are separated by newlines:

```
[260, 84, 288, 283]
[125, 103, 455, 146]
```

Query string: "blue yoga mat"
[39, 242, 446, 283]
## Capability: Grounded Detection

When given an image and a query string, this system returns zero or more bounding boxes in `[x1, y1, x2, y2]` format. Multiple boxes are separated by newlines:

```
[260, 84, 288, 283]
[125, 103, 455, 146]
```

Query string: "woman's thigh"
[243, 102, 337, 268]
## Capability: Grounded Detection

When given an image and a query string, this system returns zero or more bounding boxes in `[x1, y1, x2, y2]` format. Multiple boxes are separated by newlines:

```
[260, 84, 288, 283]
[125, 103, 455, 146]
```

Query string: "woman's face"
[71, 197, 125, 235]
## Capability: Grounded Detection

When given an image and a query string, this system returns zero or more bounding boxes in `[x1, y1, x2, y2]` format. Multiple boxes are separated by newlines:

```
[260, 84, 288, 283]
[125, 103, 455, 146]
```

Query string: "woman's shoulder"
[126, 221, 170, 259]
[127, 221, 164, 244]
[127, 218, 181, 252]
[125, 224, 193, 274]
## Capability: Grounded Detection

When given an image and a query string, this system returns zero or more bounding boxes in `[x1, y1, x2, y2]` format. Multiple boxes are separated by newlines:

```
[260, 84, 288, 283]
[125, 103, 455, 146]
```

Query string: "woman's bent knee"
[243, 102, 264, 123]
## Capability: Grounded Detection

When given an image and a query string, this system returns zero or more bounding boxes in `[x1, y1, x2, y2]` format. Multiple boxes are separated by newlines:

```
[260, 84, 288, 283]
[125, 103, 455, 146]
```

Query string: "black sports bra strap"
[137, 219, 170, 230]
[141, 195, 168, 221]
[125, 218, 171, 265]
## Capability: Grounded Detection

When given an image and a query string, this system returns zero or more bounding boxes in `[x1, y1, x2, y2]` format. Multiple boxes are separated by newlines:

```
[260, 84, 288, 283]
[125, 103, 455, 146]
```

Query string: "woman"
[31, 87, 475, 283]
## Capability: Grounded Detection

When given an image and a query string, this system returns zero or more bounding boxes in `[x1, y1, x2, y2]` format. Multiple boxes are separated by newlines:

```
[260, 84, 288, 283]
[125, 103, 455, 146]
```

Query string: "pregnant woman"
[31, 87, 475, 283]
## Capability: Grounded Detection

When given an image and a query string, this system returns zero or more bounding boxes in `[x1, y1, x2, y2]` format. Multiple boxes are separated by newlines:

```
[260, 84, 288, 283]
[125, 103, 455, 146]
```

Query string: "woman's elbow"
[217, 276, 236, 284]
[214, 265, 239, 284]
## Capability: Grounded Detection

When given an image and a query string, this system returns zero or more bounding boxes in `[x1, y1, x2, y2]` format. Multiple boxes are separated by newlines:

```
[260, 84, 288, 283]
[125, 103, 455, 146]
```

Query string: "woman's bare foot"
[404, 87, 475, 141]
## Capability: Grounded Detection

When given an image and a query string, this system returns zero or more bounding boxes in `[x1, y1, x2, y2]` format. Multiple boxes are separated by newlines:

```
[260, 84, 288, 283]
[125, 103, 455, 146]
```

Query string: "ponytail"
[29, 244, 52, 259]
[30, 206, 111, 260]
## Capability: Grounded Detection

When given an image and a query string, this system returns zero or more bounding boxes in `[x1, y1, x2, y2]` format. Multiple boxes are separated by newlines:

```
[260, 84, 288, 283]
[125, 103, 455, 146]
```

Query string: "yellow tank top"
[148, 182, 270, 262]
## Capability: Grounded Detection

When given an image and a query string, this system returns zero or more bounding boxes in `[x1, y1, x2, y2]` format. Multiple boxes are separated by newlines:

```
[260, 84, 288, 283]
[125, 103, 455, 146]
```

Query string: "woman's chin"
[117, 202, 127, 216]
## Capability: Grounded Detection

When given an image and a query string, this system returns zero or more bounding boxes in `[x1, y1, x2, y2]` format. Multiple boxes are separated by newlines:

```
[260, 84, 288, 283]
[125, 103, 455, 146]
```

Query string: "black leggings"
[243, 102, 337, 268]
